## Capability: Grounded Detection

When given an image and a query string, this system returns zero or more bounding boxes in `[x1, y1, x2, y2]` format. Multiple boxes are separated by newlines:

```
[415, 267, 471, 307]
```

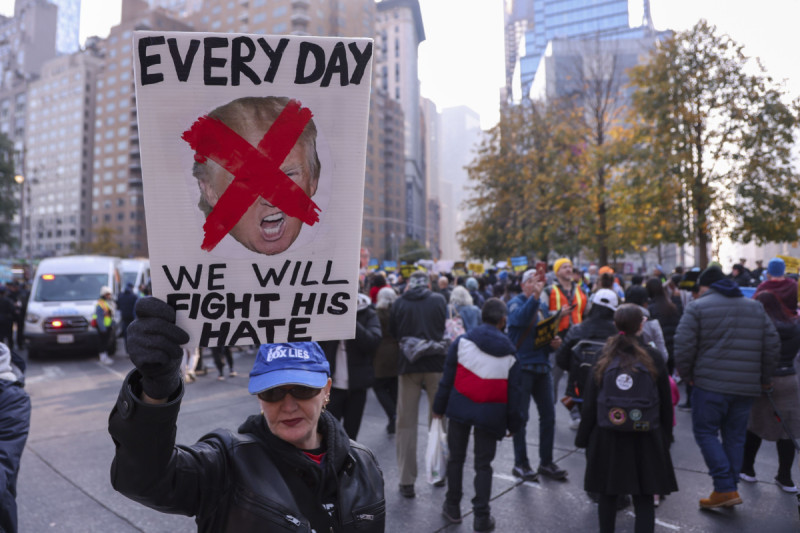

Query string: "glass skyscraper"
[517, 0, 652, 100]
[51, 0, 81, 54]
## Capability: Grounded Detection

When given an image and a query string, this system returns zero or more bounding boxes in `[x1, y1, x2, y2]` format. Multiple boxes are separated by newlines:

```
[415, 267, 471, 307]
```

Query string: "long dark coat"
[575, 343, 678, 496]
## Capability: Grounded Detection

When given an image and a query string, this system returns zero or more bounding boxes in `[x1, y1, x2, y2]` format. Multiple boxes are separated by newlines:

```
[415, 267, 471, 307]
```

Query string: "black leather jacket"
[109, 371, 385, 532]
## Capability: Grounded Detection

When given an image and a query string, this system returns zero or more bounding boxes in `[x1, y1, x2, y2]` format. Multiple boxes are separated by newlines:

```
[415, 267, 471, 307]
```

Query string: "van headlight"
[26, 313, 40, 324]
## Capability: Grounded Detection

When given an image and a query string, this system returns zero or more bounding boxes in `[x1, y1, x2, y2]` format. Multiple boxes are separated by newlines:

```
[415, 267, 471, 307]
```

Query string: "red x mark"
[181, 99, 321, 252]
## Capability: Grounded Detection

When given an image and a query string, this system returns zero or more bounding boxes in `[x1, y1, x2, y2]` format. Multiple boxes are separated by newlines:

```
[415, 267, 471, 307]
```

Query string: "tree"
[81, 226, 122, 256]
[398, 238, 431, 263]
[627, 20, 800, 268]
[0, 134, 18, 249]
[459, 100, 587, 261]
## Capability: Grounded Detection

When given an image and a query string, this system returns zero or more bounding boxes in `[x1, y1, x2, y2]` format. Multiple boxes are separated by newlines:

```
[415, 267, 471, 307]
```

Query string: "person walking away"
[0, 343, 30, 533]
[450, 286, 481, 332]
[433, 299, 524, 532]
[390, 272, 447, 498]
[94, 286, 116, 365]
[674, 266, 780, 508]
[730, 264, 753, 288]
[373, 287, 400, 434]
[320, 293, 382, 440]
[555, 289, 619, 425]
[740, 291, 800, 493]
[109, 297, 385, 531]
[0, 286, 15, 348]
[211, 346, 236, 380]
[624, 286, 669, 363]
[755, 257, 798, 316]
[576, 304, 677, 533]
[465, 277, 485, 309]
[117, 283, 138, 352]
[508, 269, 567, 482]
[645, 278, 682, 375]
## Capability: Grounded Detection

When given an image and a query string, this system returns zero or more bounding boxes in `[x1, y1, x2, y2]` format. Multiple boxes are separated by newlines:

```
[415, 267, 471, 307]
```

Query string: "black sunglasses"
[257, 386, 323, 403]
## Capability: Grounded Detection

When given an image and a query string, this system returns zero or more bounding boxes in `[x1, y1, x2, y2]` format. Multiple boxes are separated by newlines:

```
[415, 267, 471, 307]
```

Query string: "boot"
[699, 491, 742, 509]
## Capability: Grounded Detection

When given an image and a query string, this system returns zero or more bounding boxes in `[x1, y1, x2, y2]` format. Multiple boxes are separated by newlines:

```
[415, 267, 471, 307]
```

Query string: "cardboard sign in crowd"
[133, 31, 373, 347]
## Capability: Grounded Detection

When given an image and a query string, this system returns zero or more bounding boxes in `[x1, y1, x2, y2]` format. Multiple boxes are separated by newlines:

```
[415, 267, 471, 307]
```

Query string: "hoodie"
[432, 324, 524, 439]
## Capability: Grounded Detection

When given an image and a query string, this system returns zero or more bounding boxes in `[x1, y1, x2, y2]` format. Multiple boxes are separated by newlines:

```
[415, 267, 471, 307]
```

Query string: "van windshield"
[121, 272, 138, 288]
[35, 274, 109, 302]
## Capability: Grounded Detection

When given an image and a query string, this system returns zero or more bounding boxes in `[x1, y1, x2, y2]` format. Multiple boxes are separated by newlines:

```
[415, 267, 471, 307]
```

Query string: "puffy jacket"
[432, 324, 524, 439]
[635, 305, 668, 362]
[109, 371, 385, 533]
[0, 378, 30, 533]
[674, 280, 780, 397]
[390, 286, 447, 375]
[320, 300, 382, 390]
[507, 292, 552, 368]
[772, 319, 800, 377]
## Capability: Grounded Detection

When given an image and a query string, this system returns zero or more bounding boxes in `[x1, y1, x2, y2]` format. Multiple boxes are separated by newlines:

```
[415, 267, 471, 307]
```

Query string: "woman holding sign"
[108, 297, 385, 532]
[575, 304, 677, 533]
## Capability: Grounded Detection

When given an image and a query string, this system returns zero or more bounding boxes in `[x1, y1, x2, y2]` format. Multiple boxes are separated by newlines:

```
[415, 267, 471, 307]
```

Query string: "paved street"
[14, 344, 800, 532]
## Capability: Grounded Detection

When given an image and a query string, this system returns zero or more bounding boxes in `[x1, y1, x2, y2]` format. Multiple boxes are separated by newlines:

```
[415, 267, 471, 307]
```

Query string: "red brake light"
[42, 274, 55, 280]
[52, 320, 63, 328]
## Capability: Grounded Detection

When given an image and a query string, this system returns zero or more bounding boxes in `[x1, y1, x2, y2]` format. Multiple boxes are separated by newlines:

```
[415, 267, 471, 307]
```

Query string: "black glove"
[126, 296, 190, 400]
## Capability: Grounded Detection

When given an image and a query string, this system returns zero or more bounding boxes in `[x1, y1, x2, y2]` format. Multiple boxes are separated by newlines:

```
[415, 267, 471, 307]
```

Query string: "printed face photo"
[191, 96, 321, 256]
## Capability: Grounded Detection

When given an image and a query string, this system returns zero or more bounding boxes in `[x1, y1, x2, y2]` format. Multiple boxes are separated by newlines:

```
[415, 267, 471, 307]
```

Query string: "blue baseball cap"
[248, 342, 330, 395]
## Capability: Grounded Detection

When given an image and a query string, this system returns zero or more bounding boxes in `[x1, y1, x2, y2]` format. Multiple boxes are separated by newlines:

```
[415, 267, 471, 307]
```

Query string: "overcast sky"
[0, 0, 798, 130]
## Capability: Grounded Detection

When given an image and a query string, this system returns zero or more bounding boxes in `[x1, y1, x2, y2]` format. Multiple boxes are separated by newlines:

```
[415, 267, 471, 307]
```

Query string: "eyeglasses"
[257, 386, 323, 403]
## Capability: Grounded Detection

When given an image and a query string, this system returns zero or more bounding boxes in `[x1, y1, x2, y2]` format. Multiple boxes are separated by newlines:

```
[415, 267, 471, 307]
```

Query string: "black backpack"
[569, 339, 606, 399]
[596, 358, 660, 432]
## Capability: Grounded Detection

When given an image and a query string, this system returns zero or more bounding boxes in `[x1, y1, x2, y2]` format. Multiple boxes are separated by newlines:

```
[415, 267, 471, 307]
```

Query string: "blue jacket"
[507, 293, 552, 368]
[432, 324, 524, 439]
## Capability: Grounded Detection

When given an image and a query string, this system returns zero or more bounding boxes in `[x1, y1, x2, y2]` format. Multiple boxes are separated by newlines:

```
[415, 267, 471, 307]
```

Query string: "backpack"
[596, 358, 660, 432]
[569, 340, 606, 399]
[443, 305, 466, 345]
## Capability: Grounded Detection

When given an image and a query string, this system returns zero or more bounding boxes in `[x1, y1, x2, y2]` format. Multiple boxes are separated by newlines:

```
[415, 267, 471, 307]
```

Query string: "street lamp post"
[14, 174, 24, 257]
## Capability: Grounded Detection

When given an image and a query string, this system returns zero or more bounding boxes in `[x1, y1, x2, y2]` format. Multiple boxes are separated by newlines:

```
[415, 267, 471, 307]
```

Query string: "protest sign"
[468, 262, 485, 274]
[511, 256, 528, 273]
[533, 311, 561, 350]
[134, 31, 373, 346]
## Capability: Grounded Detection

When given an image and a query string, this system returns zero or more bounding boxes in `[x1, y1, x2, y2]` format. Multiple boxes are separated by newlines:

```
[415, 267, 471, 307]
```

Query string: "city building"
[514, 0, 656, 101]
[90, 0, 191, 256]
[375, 0, 426, 244]
[439, 105, 480, 260]
[502, 0, 533, 103]
[362, 89, 405, 263]
[51, 0, 81, 54]
[23, 46, 102, 257]
[420, 96, 440, 258]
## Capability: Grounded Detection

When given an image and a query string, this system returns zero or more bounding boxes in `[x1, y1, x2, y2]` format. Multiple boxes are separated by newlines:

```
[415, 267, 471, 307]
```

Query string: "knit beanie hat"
[553, 258, 571, 274]
[767, 258, 786, 277]
[698, 266, 725, 287]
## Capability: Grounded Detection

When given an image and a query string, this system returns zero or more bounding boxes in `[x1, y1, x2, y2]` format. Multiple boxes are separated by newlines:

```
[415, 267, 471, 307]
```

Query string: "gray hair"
[193, 96, 321, 216]
[450, 285, 473, 307]
[376, 286, 398, 309]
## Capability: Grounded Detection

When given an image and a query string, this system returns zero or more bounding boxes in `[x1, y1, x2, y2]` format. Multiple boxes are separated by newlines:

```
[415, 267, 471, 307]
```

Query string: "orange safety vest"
[548, 284, 586, 332]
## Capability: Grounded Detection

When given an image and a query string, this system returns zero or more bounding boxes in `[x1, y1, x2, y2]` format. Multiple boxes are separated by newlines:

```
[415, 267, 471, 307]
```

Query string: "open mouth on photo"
[260, 212, 286, 241]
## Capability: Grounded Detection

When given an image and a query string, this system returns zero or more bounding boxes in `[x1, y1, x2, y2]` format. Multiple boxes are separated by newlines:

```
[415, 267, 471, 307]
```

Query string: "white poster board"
[133, 31, 373, 347]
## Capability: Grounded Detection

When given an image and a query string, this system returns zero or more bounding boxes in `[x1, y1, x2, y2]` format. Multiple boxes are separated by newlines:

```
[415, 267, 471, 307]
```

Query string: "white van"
[120, 258, 150, 293]
[25, 255, 121, 358]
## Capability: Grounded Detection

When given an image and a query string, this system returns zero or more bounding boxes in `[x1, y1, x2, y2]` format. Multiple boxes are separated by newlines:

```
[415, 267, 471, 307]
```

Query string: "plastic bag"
[425, 418, 449, 485]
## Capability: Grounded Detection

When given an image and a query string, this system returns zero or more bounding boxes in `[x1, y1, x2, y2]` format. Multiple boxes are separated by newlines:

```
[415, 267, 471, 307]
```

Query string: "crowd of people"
[1, 254, 798, 533]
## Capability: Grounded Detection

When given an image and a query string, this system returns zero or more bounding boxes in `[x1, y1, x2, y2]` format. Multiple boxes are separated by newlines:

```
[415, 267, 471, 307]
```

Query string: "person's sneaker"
[739, 471, 757, 483]
[677, 403, 692, 412]
[699, 490, 742, 509]
[433, 478, 446, 488]
[398, 484, 415, 498]
[442, 502, 462, 524]
[538, 462, 568, 481]
[229, 371, 238, 378]
[511, 464, 539, 482]
[386, 417, 396, 435]
[473, 515, 495, 533]
[653, 494, 661, 507]
[99, 353, 113, 365]
[775, 476, 798, 493]
[569, 417, 581, 430]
